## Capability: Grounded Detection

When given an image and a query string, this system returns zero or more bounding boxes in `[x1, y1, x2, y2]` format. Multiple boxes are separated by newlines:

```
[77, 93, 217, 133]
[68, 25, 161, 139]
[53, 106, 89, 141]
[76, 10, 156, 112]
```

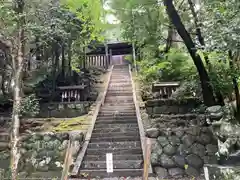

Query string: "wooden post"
[105, 43, 109, 69]
[132, 42, 137, 76]
[61, 139, 72, 180]
[109, 49, 112, 66]
[84, 47, 86, 69]
[143, 138, 152, 180]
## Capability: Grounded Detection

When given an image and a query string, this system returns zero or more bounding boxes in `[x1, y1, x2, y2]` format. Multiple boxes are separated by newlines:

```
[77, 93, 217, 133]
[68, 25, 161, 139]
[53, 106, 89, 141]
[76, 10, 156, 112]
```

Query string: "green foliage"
[71, 54, 83, 73]
[124, 55, 133, 63]
[138, 48, 195, 83]
[20, 94, 40, 117]
[208, 56, 233, 98]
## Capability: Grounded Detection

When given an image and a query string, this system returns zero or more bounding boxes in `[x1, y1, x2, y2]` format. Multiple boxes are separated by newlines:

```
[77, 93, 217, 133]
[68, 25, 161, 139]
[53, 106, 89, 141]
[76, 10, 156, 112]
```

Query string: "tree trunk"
[229, 50, 240, 119]
[1, 70, 6, 96]
[52, 41, 60, 91]
[165, 25, 174, 53]
[62, 42, 65, 78]
[163, 0, 216, 106]
[11, 1, 25, 179]
[187, 0, 224, 106]
[67, 39, 72, 77]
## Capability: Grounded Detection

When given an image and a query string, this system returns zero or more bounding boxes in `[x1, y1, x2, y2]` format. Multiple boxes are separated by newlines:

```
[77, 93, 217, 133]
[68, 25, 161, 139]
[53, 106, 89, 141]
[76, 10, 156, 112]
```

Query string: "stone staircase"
[71, 65, 146, 178]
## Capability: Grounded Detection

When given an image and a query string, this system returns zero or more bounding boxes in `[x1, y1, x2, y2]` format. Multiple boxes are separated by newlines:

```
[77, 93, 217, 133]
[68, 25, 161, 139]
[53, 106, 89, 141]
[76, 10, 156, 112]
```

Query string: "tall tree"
[11, 0, 26, 179]
[163, 0, 216, 106]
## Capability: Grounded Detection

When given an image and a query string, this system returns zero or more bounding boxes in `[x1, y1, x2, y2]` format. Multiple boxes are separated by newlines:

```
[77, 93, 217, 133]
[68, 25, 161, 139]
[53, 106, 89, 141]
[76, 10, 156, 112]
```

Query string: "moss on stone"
[50, 115, 90, 132]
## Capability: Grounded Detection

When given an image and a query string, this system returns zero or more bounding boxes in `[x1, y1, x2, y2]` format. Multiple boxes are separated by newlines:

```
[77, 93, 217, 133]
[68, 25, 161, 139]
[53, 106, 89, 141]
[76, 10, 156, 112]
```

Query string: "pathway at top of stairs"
[71, 64, 145, 179]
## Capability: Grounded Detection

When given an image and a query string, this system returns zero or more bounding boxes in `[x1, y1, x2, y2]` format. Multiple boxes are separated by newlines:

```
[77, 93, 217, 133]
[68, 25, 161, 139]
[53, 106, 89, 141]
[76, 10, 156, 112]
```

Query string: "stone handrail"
[152, 82, 180, 98]
[57, 85, 89, 102]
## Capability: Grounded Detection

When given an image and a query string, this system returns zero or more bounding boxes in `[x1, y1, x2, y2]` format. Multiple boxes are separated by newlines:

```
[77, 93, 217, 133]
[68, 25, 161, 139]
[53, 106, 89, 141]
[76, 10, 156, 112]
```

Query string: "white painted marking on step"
[204, 166, 209, 180]
[106, 153, 113, 173]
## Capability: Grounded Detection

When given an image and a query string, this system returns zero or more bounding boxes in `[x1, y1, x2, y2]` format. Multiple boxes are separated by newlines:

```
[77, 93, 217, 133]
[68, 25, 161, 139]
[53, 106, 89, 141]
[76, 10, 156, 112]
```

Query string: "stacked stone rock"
[149, 127, 218, 178]
[145, 98, 201, 116]
[145, 97, 220, 178]
[0, 131, 84, 178]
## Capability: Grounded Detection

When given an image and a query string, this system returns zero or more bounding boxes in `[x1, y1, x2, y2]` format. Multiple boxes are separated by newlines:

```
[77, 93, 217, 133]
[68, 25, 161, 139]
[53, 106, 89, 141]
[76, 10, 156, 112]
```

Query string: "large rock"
[190, 143, 206, 157]
[155, 167, 168, 178]
[58, 140, 68, 151]
[175, 130, 185, 138]
[56, 133, 69, 141]
[168, 136, 181, 146]
[157, 136, 169, 147]
[146, 128, 160, 138]
[178, 144, 191, 156]
[163, 144, 177, 156]
[153, 106, 168, 114]
[206, 144, 218, 155]
[196, 133, 212, 145]
[151, 153, 159, 165]
[206, 105, 223, 120]
[182, 134, 195, 147]
[204, 156, 218, 164]
[173, 155, 186, 168]
[186, 127, 201, 136]
[185, 166, 200, 177]
[152, 143, 163, 156]
[206, 105, 222, 113]
[168, 168, 185, 177]
[160, 154, 176, 168]
[31, 134, 42, 141]
[43, 134, 52, 142]
[186, 154, 203, 168]
[69, 131, 84, 142]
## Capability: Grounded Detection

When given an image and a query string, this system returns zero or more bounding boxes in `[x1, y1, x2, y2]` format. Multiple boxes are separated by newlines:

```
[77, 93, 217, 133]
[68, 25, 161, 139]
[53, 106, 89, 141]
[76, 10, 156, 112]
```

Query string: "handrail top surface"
[153, 82, 180, 87]
[57, 85, 87, 90]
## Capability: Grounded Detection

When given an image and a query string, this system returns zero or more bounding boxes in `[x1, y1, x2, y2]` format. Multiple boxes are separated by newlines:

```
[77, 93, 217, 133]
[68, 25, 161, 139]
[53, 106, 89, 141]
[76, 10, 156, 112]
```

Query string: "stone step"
[107, 90, 132, 93]
[0, 142, 9, 149]
[97, 113, 136, 118]
[94, 123, 138, 129]
[108, 85, 132, 88]
[90, 136, 141, 143]
[98, 111, 136, 116]
[104, 102, 134, 106]
[91, 131, 139, 138]
[92, 126, 139, 133]
[106, 93, 133, 96]
[105, 96, 133, 99]
[85, 148, 142, 155]
[0, 132, 10, 142]
[87, 141, 141, 149]
[72, 169, 143, 178]
[101, 105, 135, 109]
[100, 106, 135, 111]
[104, 99, 134, 103]
[95, 119, 137, 124]
[81, 160, 143, 169]
[96, 116, 137, 121]
[109, 80, 131, 82]
[84, 154, 143, 161]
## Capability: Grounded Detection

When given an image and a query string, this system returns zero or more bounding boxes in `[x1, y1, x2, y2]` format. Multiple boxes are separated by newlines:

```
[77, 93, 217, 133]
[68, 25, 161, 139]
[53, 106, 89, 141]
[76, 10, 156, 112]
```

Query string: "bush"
[138, 48, 196, 83]
[171, 81, 202, 100]
[20, 94, 40, 117]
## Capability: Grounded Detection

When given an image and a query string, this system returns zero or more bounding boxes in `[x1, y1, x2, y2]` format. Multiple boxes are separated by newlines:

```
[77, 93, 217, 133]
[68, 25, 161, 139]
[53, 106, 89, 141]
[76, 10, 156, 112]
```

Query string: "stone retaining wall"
[38, 103, 91, 118]
[146, 98, 201, 115]
[151, 127, 218, 178]
[0, 131, 84, 178]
